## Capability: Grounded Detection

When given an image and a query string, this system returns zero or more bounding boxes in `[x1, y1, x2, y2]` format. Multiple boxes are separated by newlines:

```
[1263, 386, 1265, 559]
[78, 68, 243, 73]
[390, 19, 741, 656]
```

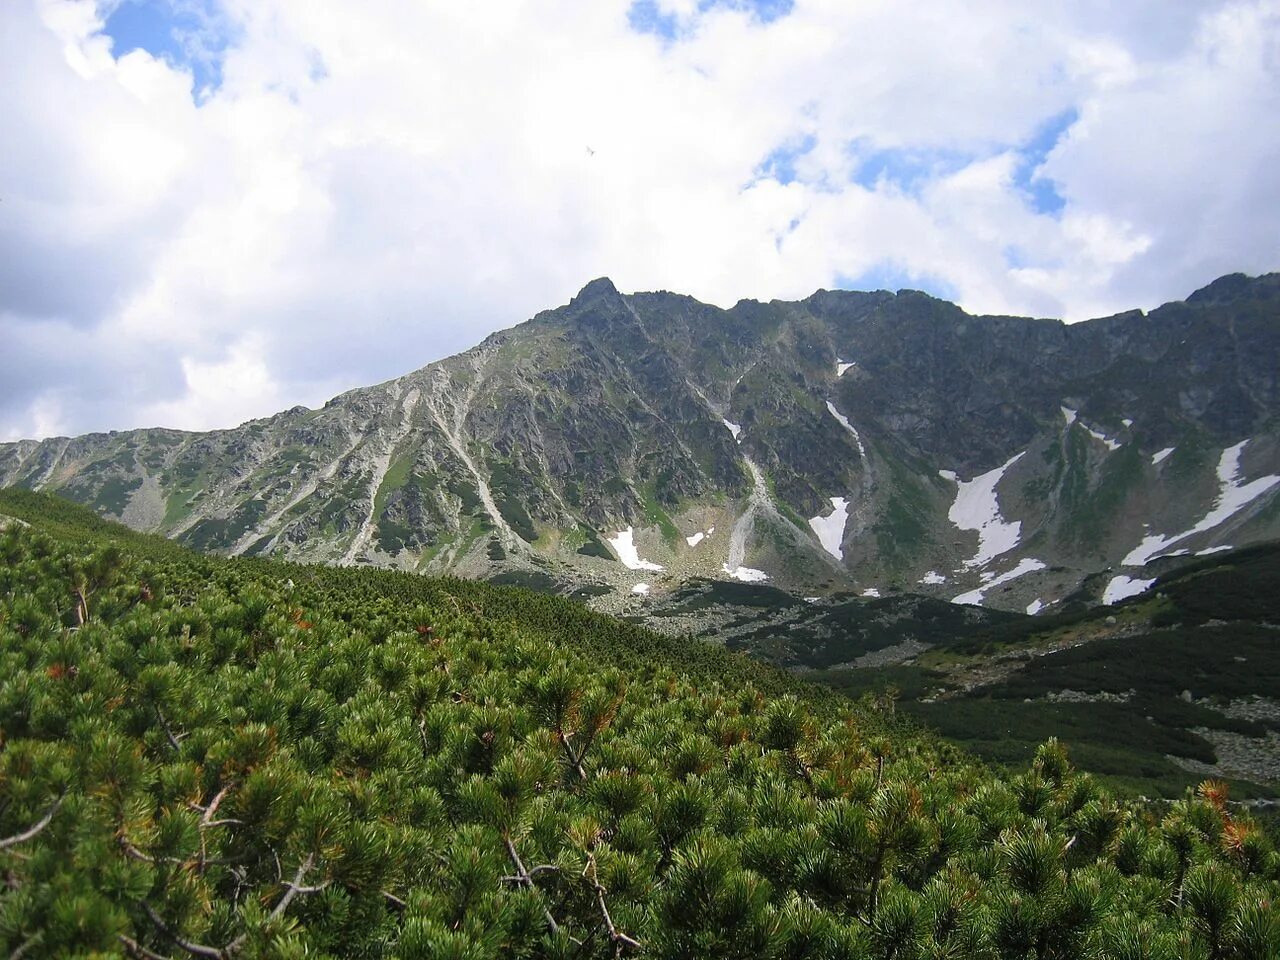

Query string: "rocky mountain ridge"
[3, 272, 1278, 615]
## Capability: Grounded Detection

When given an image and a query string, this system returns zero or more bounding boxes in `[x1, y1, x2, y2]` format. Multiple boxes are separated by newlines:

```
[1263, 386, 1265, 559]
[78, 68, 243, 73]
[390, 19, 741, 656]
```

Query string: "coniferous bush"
[0, 497, 1276, 958]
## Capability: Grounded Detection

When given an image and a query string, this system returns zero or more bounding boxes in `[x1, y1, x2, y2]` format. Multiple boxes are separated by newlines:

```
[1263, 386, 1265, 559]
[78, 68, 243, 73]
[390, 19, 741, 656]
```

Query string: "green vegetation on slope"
[1, 490, 1278, 958]
[682, 539, 1280, 799]
[903, 546, 1280, 797]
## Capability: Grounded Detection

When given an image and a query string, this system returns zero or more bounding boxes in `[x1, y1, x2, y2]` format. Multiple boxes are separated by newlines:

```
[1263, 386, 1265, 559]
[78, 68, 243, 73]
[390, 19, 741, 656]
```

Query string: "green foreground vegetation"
[1, 489, 1278, 958]
[677, 547, 1280, 799]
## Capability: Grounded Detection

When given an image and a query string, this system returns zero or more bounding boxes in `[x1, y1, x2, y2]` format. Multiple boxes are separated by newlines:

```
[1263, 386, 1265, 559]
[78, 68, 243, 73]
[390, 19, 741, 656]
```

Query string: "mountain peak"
[1186, 271, 1279, 305]
[564, 276, 633, 329]
[572, 277, 622, 304]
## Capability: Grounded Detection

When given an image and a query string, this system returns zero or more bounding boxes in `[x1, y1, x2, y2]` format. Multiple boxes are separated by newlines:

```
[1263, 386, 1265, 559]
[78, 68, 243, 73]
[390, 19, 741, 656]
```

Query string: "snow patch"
[1082, 423, 1121, 451]
[808, 496, 850, 561]
[861, 588, 881, 598]
[1064, 406, 1119, 449]
[1151, 447, 1175, 465]
[952, 558, 1046, 606]
[1026, 599, 1044, 615]
[1196, 545, 1233, 556]
[607, 527, 664, 571]
[947, 452, 1026, 569]
[722, 418, 742, 441]
[836, 360, 855, 376]
[825, 401, 866, 458]
[722, 564, 769, 583]
[631, 583, 650, 596]
[938, 469, 958, 483]
[1122, 418, 1134, 428]
[1122, 440, 1280, 566]
[1102, 575, 1155, 605]
[685, 532, 705, 547]
[803, 596, 820, 603]
[919, 571, 947, 585]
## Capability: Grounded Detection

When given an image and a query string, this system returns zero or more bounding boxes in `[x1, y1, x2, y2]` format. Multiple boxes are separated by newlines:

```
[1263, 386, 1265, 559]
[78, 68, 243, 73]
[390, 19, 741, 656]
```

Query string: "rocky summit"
[3, 273, 1278, 615]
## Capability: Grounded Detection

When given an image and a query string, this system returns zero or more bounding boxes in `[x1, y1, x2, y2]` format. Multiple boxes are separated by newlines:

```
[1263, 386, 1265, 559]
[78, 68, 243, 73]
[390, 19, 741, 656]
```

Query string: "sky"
[2, 0, 1278, 441]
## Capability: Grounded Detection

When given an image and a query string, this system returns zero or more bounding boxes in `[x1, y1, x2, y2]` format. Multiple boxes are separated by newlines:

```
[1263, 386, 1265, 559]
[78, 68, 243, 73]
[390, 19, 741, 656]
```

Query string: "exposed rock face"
[3, 273, 1279, 612]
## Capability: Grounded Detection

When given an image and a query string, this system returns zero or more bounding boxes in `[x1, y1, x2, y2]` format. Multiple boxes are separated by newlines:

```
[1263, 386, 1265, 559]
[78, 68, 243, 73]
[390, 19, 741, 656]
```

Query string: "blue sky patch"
[851, 142, 975, 196]
[628, 0, 795, 40]
[103, 0, 236, 96]
[753, 134, 815, 186]
[1011, 108, 1078, 215]
[627, 1, 680, 40]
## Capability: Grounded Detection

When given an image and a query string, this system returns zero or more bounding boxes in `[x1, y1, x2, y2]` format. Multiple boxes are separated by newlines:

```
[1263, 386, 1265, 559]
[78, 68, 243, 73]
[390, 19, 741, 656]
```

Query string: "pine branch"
[141, 854, 324, 959]
[120, 835, 243, 869]
[139, 903, 223, 960]
[270, 855, 326, 914]
[119, 837, 169, 864]
[9, 932, 44, 960]
[74, 586, 89, 626]
[556, 731, 588, 782]
[155, 706, 186, 752]
[118, 933, 174, 960]
[199, 784, 235, 825]
[196, 782, 237, 870]
[501, 864, 560, 884]
[0, 792, 65, 850]
[583, 849, 642, 952]
[503, 836, 561, 936]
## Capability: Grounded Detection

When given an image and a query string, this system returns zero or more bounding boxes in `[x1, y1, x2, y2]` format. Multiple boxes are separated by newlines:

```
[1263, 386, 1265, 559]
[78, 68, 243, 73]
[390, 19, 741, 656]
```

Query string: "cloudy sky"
[2, 0, 1278, 441]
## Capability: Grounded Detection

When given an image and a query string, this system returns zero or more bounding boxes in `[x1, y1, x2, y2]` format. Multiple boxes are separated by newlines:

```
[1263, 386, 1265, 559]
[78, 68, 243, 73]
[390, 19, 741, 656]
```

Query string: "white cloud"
[1, 0, 1277, 440]
[139, 333, 291, 431]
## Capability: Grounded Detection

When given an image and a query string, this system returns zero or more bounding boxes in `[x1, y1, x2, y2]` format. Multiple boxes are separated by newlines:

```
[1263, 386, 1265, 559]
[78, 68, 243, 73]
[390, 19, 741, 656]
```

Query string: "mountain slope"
[3, 273, 1278, 613]
[5, 495, 1279, 958]
[637, 537, 1280, 797]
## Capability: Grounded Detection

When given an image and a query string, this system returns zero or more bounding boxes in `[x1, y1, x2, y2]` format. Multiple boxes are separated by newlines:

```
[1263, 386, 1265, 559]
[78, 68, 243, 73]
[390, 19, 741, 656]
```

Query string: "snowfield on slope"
[1081, 423, 1121, 451]
[607, 527, 664, 571]
[952, 557, 1045, 606]
[1123, 440, 1279, 566]
[722, 564, 769, 583]
[683, 525, 713, 547]
[825, 401, 867, 458]
[943, 452, 1026, 569]
[1102, 575, 1155, 605]
[808, 497, 850, 561]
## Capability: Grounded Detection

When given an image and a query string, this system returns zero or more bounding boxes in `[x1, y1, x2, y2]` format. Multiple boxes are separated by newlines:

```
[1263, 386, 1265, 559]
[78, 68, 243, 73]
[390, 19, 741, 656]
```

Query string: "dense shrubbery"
[1, 499, 1278, 957]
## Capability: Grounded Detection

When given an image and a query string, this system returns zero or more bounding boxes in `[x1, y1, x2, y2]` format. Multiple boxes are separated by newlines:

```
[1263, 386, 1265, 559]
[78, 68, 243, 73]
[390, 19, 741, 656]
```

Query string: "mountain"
[3, 273, 1279, 615]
